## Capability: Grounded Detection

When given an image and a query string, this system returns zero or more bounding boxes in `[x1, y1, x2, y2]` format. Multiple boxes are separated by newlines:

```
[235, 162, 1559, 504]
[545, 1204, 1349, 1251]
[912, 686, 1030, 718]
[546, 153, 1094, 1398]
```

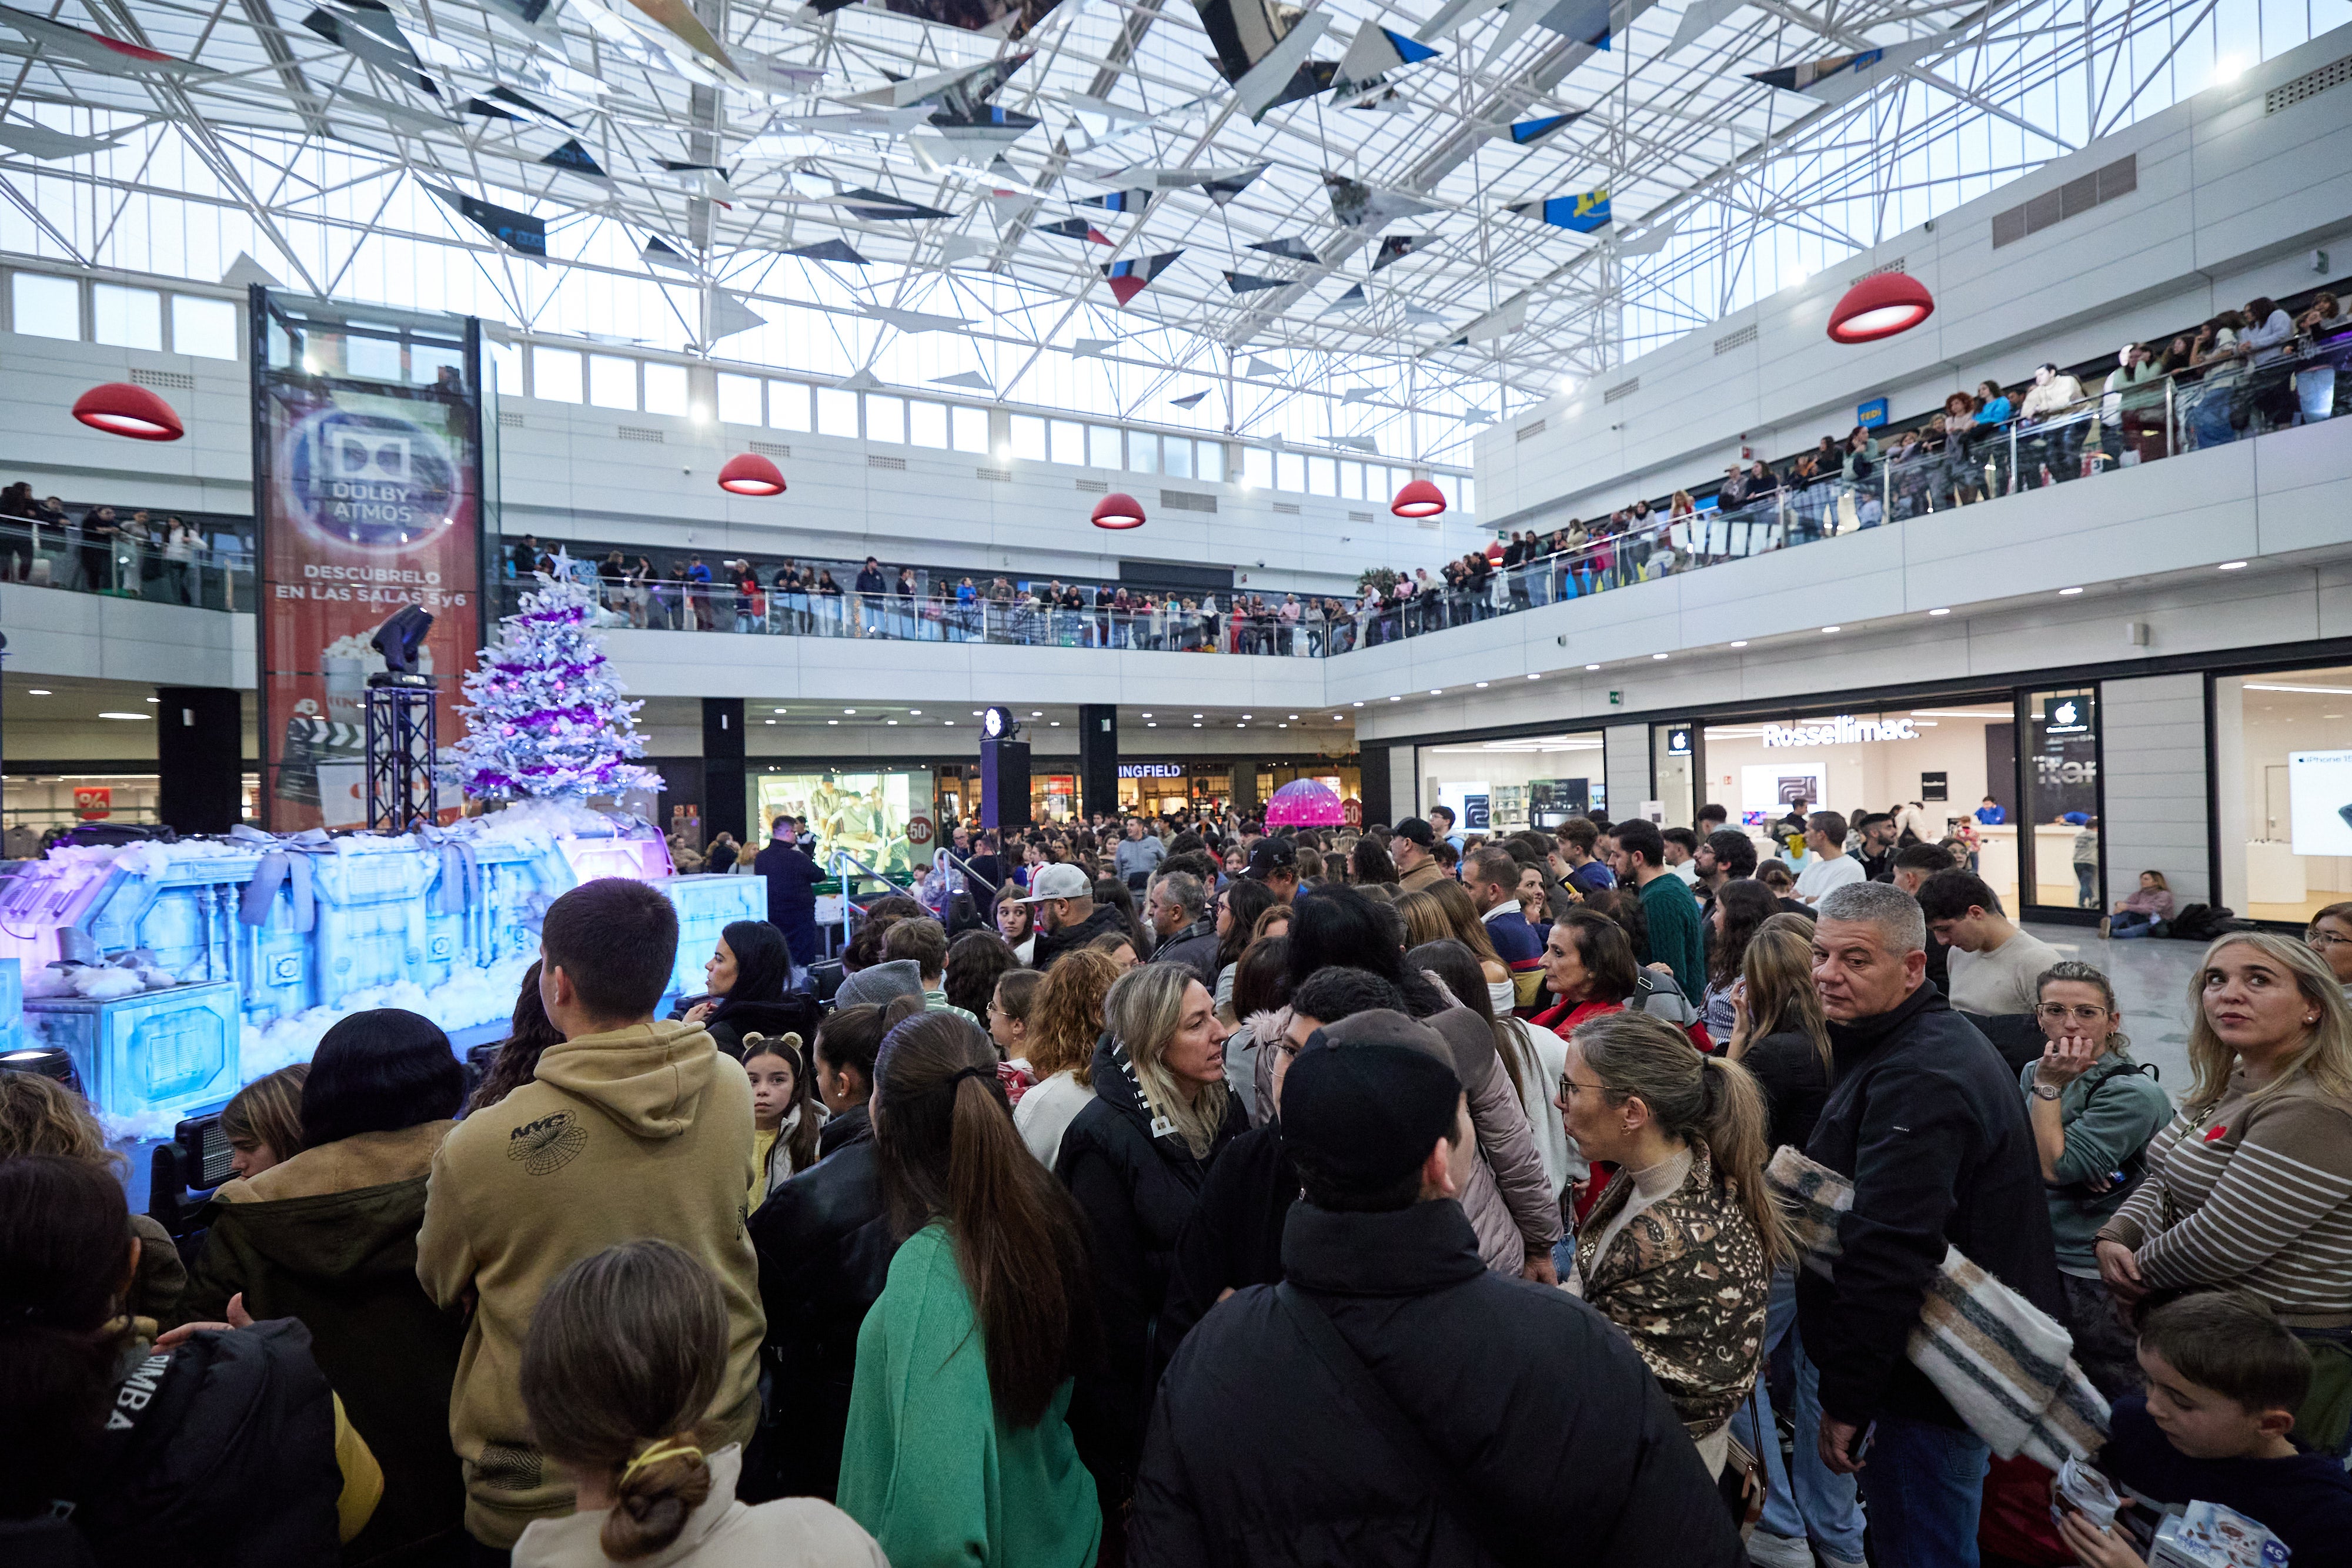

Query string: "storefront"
[2214, 661, 2352, 924]
[1415, 732, 1608, 835]
[1108, 760, 1362, 821]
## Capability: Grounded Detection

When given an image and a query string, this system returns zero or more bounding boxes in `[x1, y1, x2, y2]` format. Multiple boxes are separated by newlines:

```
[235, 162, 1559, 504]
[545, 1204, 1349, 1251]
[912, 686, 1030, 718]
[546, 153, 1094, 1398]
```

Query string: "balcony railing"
[0, 517, 256, 611]
[499, 336, 2344, 656]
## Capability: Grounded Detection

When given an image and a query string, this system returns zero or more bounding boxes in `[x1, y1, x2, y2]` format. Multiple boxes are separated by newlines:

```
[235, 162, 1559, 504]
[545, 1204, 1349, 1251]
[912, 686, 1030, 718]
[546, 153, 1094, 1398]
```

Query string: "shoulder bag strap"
[1272, 1283, 1512, 1563]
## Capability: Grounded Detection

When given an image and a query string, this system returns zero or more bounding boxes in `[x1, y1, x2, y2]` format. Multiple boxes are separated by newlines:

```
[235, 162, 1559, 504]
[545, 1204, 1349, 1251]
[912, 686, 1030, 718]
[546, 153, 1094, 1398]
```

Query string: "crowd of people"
[0, 484, 245, 604]
[6, 797, 2352, 1567]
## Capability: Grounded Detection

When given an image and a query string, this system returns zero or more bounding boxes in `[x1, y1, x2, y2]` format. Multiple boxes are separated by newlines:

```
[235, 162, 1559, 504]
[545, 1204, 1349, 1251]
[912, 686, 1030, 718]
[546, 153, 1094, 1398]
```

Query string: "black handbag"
[2051, 1059, 2161, 1206]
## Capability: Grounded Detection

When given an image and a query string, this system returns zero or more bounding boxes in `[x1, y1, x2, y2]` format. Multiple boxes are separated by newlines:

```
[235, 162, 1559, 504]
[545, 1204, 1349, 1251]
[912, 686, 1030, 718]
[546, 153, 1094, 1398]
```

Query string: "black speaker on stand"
[977, 706, 1030, 831]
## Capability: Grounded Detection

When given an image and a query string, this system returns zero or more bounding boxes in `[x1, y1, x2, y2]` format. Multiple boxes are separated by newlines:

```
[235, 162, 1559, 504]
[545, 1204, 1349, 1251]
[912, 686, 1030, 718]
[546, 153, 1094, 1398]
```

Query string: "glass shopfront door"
[2016, 686, 2103, 918]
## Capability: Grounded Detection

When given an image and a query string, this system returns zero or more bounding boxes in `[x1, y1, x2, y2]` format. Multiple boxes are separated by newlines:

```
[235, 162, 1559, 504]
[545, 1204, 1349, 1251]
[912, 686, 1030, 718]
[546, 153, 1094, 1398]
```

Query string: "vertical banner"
[251, 289, 484, 831]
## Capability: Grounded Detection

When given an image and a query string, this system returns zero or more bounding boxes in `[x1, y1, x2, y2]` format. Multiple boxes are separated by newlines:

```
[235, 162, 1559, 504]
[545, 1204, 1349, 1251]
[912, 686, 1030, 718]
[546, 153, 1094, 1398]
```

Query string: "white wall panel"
[2100, 674, 2212, 904]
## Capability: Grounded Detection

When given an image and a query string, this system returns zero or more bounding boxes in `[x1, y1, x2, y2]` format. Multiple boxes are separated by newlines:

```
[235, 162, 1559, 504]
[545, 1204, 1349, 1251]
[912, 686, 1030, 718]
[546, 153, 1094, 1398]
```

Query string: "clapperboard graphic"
[275, 716, 365, 806]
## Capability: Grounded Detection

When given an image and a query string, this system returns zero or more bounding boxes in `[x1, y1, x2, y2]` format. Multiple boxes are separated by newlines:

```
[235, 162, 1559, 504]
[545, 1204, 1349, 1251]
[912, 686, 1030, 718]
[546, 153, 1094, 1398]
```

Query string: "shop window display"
[1417, 735, 1605, 835]
[2215, 665, 2352, 924]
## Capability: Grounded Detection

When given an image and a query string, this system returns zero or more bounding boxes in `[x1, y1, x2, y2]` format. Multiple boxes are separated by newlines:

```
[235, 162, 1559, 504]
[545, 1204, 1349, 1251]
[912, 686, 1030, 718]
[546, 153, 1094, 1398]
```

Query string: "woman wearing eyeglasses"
[2304, 902, 2352, 995]
[2022, 961, 2173, 1398]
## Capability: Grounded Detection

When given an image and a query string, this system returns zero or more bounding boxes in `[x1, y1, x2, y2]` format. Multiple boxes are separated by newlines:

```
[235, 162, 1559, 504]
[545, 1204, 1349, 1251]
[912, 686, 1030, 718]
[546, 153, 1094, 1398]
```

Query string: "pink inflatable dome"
[1265, 777, 1346, 828]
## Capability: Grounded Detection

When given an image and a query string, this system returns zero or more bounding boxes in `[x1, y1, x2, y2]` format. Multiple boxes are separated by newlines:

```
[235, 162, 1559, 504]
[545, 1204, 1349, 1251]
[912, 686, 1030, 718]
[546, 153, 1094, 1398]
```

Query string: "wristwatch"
[2031, 1082, 2063, 1101]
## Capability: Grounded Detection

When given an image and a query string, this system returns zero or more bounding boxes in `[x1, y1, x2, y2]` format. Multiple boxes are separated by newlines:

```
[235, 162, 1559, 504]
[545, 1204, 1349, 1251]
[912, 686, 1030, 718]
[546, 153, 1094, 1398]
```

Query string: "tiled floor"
[2020, 921, 2204, 1104]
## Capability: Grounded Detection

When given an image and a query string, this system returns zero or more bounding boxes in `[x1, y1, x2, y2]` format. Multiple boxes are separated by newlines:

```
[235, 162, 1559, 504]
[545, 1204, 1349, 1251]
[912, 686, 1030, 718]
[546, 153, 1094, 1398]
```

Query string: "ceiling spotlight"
[1142, 711, 1152, 717]
[827, 719, 838, 725]
[772, 706, 787, 713]
[1730, 640, 1749, 648]
[2219, 560, 2247, 570]
[1822, 625, 1840, 633]
[844, 707, 855, 714]
[887, 719, 899, 726]
[1475, 682, 1488, 688]
[1389, 696, 1401, 701]
[1147, 721, 1157, 727]
[764, 718, 777, 725]
[1352, 701, 1364, 707]
[1585, 663, 1601, 671]
[1929, 607, 1951, 616]
[1429, 688, 1442, 696]
[1525, 674, 1539, 680]
[2058, 587, 2083, 596]
[26, 688, 50, 696]
[1237, 722, 1247, 728]
[144, 696, 161, 703]
[1192, 722, 1202, 727]
[1031, 710, 1043, 717]
[909, 709, 920, 715]
[1652, 653, 1669, 661]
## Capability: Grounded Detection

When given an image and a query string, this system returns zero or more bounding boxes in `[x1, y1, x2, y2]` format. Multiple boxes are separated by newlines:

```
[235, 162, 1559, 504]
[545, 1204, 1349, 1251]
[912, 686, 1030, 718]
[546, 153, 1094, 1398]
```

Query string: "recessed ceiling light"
[1031, 710, 1043, 716]
[765, 718, 777, 724]
[1237, 722, 1247, 728]
[844, 707, 855, 714]
[26, 689, 49, 696]
[1352, 701, 1364, 707]
[1192, 722, 1202, 727]
[1331, 714, 1342, 721]
[971, 710, 983, 715]
[1278, 723, 1288, 728]
[1050, 721, 1061, 726]
[1390, 696, 1401, 701]
[1822, 625, 1840, 633]
[887, 719, 899, 726]
[144, 696, 161, 703]
[1929, 607, 1950, 616]
[943, 720, 954, 726]
[827, 719, 838, 725]
[1288, 714, 1298, 719]
[909, 709, 920, 715]
[1242, 713, 1252, 718]
[1652, 653, 1669, 661]
[2058, 587, 2083, 596]
[1141, 711, 1152, 717]
[1429, 688, 1442, 695]
[1585, 663, 1601, 670]
[773, 707, 787, 713]
[1194, 713, 1202, 717]
[1526, 674, 1539, 680]
[1730, 640, 1748, 648]
[2219, 560, 2247, 570]
[1147, 721, 1157, 727]
[99, 711, 150, 720]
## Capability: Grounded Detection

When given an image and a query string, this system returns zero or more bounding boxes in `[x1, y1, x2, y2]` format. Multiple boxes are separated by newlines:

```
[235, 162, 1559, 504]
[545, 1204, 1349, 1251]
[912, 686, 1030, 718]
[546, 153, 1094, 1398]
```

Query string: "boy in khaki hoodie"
[417, 877, 765, 1552]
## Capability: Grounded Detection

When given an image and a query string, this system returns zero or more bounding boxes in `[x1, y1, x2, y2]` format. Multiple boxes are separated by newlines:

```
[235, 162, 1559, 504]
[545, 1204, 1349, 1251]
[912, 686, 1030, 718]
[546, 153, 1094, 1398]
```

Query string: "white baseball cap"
[1015, 862, 1093, 903]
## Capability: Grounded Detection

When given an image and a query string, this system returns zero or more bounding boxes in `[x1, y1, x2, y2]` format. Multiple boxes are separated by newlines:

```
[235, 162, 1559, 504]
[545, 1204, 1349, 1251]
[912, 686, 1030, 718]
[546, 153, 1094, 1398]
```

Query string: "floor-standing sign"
[250, 290, 485, 830]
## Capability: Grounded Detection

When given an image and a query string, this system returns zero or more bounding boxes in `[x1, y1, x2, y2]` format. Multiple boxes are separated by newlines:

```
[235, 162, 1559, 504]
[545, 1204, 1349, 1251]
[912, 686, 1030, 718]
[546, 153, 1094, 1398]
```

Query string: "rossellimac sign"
[1762, 716, 1920, 748]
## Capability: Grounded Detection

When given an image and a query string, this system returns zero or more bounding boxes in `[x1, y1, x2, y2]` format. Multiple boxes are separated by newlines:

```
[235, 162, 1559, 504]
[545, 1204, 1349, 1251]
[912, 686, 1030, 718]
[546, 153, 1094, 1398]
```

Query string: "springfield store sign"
[1762, 716, 1919, 748]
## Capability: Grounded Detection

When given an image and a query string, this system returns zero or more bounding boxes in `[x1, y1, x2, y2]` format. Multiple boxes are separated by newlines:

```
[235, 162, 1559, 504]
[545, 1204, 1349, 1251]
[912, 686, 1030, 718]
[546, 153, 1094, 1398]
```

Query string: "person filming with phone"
[1800, 883, 2065, 1568]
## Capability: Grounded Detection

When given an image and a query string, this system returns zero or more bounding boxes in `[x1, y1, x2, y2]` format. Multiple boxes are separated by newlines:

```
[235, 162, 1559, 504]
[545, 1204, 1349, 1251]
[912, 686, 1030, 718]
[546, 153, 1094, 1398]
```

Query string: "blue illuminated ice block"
[26, 979, 242, 1126]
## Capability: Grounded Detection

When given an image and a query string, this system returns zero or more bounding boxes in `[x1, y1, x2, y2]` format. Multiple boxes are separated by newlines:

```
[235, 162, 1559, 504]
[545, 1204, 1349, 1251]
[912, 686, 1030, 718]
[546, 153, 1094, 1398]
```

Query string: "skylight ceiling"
[0, 0, 2306, 462]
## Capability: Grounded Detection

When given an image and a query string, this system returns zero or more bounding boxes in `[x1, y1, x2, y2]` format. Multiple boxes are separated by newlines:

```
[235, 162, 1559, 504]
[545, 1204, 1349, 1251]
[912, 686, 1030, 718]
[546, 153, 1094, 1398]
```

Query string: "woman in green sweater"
[838, 1012, 1102, 1567]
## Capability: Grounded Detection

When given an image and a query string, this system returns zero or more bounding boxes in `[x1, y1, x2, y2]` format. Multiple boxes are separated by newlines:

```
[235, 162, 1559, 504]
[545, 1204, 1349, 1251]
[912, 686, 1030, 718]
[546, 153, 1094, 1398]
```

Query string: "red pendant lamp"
[1092, 492, 1145, 530]
[1391, 477, 1447, 519]
[72, 382, 183, 440]
[1826, 272, 1936, 343]
[717, 453, 786, 496]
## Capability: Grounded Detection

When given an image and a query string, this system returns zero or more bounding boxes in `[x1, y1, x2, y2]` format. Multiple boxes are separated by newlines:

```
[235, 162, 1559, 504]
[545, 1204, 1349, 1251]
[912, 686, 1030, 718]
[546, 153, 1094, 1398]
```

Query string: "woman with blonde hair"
[515, 1238, 884, 1567]
[1558, 1009, 1783, 1477]
[2097, 932, 2352, 1453]
[1013, 946, 1121, 1168]
[1054, 961, 1244, 1544]
[0, 1074, 186, 1323]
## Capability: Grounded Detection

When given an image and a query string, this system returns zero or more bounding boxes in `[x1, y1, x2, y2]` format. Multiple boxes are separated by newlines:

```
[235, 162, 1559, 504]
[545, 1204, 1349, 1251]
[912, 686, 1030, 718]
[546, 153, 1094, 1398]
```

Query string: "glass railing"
[0, 516, 256, 611]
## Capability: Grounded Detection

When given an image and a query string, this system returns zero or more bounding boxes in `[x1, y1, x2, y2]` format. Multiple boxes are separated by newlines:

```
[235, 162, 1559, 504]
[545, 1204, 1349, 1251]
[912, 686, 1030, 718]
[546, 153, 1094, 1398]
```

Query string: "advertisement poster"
[254, 293, 483, 830]
[2290, 750, 2352, 856]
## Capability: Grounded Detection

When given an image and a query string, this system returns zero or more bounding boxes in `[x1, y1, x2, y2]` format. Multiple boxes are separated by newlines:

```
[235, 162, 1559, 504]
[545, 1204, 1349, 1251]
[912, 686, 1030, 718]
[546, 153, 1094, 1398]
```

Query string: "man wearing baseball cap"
[1390, 817, 1446, 892]
[1132, 1014, 1740, 1565]
[1018, 860, 1123, 968]
[1242, 835, 1300, 904]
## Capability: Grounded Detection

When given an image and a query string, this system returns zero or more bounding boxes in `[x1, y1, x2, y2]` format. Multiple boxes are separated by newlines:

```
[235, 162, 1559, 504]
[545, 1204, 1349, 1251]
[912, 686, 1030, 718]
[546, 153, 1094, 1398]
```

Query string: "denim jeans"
[1856, 1413, 1990, 1568]
[2110, 911, 2161, 939]
[1746, 1269, 1866, 1561]
[2075, 864, 2097, 907]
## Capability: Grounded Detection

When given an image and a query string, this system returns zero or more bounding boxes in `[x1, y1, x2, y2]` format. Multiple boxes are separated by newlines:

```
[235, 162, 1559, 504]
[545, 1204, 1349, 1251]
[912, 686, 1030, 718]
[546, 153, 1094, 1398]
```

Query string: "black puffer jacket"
[1160, 1119, 1299, 1351]
[1132, 1201, 1745, 1568]
[1798, 982, 2067, 1429]
[1150, 920, 1221, 988]
[68, 1320, 344, 1568]
[1055, 1031, 1248, 1483]
[741, 1104, 896, 1503]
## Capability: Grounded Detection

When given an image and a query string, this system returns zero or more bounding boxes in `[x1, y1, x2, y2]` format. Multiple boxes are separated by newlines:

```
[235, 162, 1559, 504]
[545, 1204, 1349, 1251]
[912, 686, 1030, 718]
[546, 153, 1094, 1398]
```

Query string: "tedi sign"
[1762, 715, 1919, 748]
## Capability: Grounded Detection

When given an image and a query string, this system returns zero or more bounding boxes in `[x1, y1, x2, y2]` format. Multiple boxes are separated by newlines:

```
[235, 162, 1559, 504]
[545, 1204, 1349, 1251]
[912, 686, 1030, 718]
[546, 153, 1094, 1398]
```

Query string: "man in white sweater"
[1794, 810, 1866, 905]
[1915, 868, 2062, 1016]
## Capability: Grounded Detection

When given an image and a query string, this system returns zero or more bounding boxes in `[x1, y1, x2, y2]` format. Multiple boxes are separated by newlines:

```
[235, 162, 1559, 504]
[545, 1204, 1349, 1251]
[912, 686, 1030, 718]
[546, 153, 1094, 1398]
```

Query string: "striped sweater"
[2096, 1068, 2352, 1326]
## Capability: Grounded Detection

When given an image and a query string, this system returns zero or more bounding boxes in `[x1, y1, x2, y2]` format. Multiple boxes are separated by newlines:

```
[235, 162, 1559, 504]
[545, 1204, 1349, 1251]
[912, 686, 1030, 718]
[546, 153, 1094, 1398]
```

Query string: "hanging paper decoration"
[1507, 188, 1610, 232]
[707, 290, 766, 342]
[1197, 0, 1337, 121]
[933, 370, 994, 390]
[1037, 218, 1115, 243]
[1170, 391, 1208, 409]
[1321, 283, 1368, 315]
[1200, 163, 1270, 205]
[1077, 187, 1151, 212]
[1327, 172, 1438, 232]
[1222, 272, 1292, 294]
[786, 238, 870, 264]
[1449, 295, 1528, 344]
[1250, 236, 1321, 262]
[0, 2, 202, 75]
[1329, 23, 1440, 103]
[930, 105, 1041, 161]
[1508, 111, 1583, 146]
[833, 186, 956, 221]
[1349, 87, 1411, 113]
[477, 85, 575, 128]
[301, 5, 436, 91]
[1371, 234, 1428, 272]
[542, 139, 609, 179]
[1243, 357, 1282, 377]
[1102, 249, 1183, 305]
[642, 236, 696, 273]
[425, 184, 547, 256]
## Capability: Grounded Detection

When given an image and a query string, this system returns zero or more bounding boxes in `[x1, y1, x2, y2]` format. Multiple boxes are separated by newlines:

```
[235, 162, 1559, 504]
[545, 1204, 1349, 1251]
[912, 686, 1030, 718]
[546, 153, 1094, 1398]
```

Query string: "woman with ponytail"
[515, 1238, 883, 1567]
[837, 1012, 1104, 1567]
[1556, 1009, 1785, 1479]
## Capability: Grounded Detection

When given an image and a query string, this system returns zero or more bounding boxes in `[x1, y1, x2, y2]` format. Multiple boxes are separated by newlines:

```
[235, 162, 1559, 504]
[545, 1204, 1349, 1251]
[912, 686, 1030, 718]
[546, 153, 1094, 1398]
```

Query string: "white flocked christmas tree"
[442, 564, 662, 802]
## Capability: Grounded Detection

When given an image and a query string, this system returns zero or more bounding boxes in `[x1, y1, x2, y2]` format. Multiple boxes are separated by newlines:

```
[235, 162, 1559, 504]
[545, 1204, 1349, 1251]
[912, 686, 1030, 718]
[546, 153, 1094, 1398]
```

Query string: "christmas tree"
[442, 566, 662, 802]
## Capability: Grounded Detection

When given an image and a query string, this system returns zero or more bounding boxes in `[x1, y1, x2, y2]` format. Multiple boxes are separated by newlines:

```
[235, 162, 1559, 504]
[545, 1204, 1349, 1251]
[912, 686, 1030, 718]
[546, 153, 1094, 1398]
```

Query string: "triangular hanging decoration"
[1332, 436, 1379, 453]
[834, 185, 956, 220]
[786, 238, 870, 263]
[1746, 36, 1940, 105]
[1506, 188, 1611, 232]
[1371, 233, 1428, 272]
[1037, 217, 1114, 243]
[1170, 390, 1208, 409]
[425, 184, 547, 257]
[1461, 408, 1496, 425]
[1325, 172, 1438, 232]
[1615, 217, 1677, 256]
[1198, 162, 1270, 205]
[1070, 338, 1117, 357]
[221, 250, 284, 290]
[1248, 236, 1320, 262]
[1243, 356, 1282, 377]
[708, 289, 766, 342]
[541, 138, 609, 179]
[1348, 87, 1412, 113]
[837, 368, 884, 391]
[1329, 22, 1440, 102]
[1320, 282, 1367, 315]
[1341, 386, 1378, 404]
[642, 235, 697, 273]
[1102, 249, 1182, 305]
[1076, 186, 1151, 212]
[1508, 110, 1583, 146]
[931, 370, 993, 390]
[1222, 272, 1292, 295]
[1448, 294, 1528, 343]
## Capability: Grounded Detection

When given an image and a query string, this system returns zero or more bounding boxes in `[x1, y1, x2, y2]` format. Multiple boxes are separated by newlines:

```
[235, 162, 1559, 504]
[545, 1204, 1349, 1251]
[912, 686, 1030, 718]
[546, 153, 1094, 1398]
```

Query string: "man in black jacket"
[1133, 1018, 1740, 1567]
[1799, 881, 2064, 1568]
[754, 816, 824, 972]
